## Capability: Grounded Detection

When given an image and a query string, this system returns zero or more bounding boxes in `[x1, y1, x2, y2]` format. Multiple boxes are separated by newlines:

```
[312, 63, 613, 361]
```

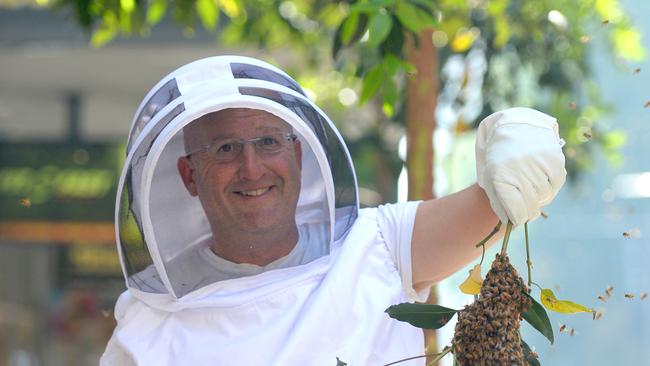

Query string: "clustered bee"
[452, 255, 531, 365]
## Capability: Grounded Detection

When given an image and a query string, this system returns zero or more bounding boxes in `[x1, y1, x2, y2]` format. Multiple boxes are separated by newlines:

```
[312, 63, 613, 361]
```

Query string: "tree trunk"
[405, 28, 441, 364]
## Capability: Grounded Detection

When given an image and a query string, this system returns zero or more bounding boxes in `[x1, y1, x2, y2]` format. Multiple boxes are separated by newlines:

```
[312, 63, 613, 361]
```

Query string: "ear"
[293, 140, 302, 170]
[177, 157, 199, 196]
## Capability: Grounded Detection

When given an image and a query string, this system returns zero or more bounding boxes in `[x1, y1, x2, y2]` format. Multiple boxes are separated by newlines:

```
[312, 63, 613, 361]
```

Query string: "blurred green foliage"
[30, 0, 646, 198]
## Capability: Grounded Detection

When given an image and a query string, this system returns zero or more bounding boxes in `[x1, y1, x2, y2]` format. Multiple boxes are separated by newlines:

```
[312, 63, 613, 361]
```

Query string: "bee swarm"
[453, 254, 532, 365]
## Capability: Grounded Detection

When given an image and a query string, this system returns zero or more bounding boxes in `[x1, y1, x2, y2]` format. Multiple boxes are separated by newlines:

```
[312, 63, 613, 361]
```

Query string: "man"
[102, 56, 565, 365]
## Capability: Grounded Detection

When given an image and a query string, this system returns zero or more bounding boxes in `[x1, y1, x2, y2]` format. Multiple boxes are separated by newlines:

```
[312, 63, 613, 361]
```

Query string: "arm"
[411, 108, 566, 289]
[411, 184, 501, 289]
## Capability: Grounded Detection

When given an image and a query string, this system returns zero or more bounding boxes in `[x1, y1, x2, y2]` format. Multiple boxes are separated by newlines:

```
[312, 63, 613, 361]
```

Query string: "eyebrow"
[209, 126, 289, 140]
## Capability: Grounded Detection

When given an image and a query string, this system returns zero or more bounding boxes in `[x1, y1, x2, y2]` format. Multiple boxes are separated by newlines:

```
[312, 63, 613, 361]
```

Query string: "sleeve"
[376, 201, 429, 302]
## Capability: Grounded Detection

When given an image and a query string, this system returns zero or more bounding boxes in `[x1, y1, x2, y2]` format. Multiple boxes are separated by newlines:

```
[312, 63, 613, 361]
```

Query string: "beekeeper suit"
[101, 56, 566, 366]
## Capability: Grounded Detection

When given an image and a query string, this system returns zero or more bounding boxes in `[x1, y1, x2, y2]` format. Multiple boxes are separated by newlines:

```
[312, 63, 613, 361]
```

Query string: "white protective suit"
[102, 56, 428, 366]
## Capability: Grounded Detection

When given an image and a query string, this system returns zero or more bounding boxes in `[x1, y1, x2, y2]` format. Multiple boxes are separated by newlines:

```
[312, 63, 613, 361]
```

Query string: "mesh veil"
[116, 56, 359, 299]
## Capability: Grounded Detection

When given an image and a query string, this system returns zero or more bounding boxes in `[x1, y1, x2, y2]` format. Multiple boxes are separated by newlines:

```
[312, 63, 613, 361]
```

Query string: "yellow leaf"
[459, 264, 483, 295]
[217, 0, 242, 18]
[540, 289, 592, 314]
[612, 27, 646, 62]
[120, 0, 135, 13]
[450, 29, 476, 53]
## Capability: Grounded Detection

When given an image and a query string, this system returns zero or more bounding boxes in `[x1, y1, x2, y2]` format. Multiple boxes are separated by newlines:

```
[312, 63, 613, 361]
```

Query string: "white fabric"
[101, 202, 425, 366]
[475, 107, 566, 227]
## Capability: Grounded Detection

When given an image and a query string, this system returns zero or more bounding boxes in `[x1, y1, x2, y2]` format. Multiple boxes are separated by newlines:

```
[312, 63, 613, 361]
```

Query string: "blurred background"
[0, 0, 648, 365]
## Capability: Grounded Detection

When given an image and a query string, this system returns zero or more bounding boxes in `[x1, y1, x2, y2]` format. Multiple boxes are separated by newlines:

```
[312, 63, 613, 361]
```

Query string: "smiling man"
[178, 109, 303, 266]
[101, 56, 566, 365]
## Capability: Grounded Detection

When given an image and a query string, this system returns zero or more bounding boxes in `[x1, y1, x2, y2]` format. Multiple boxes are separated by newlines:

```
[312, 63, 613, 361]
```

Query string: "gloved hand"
[475, 107, 566, 227]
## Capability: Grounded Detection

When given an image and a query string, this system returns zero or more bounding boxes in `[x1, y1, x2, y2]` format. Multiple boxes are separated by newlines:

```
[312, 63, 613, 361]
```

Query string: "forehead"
[190, 108, 291, 137]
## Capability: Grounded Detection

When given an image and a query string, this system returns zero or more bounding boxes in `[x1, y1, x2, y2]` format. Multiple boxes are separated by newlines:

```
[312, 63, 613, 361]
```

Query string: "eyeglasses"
[186, 133, 298, 163]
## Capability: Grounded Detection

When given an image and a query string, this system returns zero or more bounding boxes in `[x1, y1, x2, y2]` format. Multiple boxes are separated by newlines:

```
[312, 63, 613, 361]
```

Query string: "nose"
[237, 143, 265, 181]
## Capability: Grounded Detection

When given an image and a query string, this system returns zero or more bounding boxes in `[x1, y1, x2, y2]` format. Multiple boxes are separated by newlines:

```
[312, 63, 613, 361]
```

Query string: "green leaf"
[385, 302, 457, 330]
[196, 0, 219, 30]
[349, 0, 394, 13]
[394, 1, 436, 33]
[146, 0, 167, 25]
[410, 0, 437, 12]
[380, 14, 404, 56]
[91, 26, 118, 47]
[522, 340, 541, 366]
[360, 63, 384, 104]
[341, 13, 360, 45]
[367, 12, 392, 48]
[120, 0, 135, 13]
[522, 291, 554, 344]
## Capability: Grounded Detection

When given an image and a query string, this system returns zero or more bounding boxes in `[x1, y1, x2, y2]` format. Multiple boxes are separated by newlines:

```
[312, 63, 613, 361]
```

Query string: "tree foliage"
[32, 0, 646, 196]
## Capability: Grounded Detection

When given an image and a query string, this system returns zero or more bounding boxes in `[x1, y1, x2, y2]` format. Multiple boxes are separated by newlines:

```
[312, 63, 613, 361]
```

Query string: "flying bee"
[641, 293, 647, 300]
[625, 293, 635, 299]
[540, 211, 549, 219]
[602, 19, 610, 25]
[644, 101, 650, 108]
[579, 35, 590, 44]
[592, 310, 603, 320]
[597, 295, 607, 302]
[559, 324, 567, 333]
[569, 101, 577, 110]
[605, 286, 614, 297]
[19, 198, 31, 208]
[623, 231, 632, 239]
[633, 68, 641, 74]
[569, 328, 575, 336]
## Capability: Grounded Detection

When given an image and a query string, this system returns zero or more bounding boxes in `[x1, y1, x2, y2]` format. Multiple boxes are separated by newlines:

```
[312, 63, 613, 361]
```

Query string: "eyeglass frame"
[184, 132, 298, 163]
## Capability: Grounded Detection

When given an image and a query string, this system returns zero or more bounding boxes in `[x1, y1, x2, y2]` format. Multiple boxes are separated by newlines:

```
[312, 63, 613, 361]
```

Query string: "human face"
[178, 108, 302, 237]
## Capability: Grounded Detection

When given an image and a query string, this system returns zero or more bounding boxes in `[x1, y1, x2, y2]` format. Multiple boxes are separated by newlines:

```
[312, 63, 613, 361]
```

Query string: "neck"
[210, 224, 299, 266]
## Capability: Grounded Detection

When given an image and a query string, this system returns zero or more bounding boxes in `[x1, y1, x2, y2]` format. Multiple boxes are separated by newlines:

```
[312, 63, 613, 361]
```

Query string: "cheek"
[195, 166, 230, 200]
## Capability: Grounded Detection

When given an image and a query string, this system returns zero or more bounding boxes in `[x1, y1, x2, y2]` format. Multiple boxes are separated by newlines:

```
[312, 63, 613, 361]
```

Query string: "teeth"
[240, 188, 269, 196]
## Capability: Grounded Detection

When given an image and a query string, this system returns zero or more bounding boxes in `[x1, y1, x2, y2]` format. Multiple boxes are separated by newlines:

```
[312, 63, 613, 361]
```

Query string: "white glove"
[475, 107, 566, 227]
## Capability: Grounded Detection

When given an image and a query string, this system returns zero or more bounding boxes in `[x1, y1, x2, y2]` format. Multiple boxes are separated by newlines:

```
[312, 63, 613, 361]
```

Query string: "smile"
[238, 187, 272, 197]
